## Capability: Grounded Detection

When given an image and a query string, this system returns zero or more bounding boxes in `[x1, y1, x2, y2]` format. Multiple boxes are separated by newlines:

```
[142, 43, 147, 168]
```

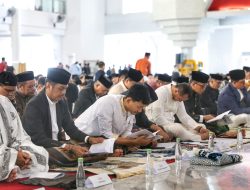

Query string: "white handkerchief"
[89, 138, 115, 154]
[29, 172, 64, 179]
[85, 174, 112, 188]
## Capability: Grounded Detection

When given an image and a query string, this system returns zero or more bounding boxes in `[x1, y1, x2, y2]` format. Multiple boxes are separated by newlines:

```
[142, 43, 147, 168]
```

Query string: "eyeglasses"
[195, 82, 207, 89]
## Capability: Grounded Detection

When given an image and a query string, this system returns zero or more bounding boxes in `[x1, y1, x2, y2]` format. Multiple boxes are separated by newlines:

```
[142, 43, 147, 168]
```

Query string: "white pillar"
[62, 0, 105, 65]
[11, 9, 21, 65]
[153, 0, 207, 52]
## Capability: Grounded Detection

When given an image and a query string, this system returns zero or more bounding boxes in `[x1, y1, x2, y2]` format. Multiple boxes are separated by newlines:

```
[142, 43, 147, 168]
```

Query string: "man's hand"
[194, 126, 209, 140]
[65, 145, 89, 157]
[113, 149, 123, 157]
[150, 124, 173, 142]
[88, 137, 104, 144]
[16, 149, 31, 170]
[133, 135, 152, 146]
[6, 168, 17, 182]
[203, 114, 215, 122]
[199, 127, 209, 134]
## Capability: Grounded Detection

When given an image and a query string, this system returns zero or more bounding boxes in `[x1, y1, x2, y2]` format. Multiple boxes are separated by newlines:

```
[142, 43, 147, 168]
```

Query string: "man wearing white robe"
[146, 83, 209, 141]
[75, 84, 153, 147]
[0, 72, 48, 182]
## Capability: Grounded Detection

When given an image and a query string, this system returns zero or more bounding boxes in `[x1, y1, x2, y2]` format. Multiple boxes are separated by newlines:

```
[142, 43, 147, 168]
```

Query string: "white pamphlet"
[152, 161, 170, 175]
[89, 138, 115, 154]
[85, 174, 112, 188]
[206, 110, 231, 123]
[127, 129, 162, 141]
[29, 172, 64, 179]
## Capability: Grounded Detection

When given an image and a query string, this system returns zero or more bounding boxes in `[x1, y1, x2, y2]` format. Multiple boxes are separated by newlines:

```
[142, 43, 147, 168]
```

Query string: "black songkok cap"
[37, 77, 46, 85]
[157, 74, 172, 83]
[191, 71, 209, 84]
[96, 75, 113, 89]
[85, 75, 93, 80]
[229, 69, 245, 81]
[210, 74, 223, 81]
[16, 71, 34, 82]
[173, 76, 189, 84]
[47, 68, 71, 85]
[119, 69, 128, 76]
[243, 66, 250, 72]
[144, 83, 158, 103]
[127, 68, 143, 82]
[0, 71, 17, 86]
[111, 73, 120, 78]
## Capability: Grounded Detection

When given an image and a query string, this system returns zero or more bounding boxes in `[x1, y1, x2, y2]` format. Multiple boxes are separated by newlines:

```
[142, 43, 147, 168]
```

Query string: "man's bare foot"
[6, 168, 17, 182]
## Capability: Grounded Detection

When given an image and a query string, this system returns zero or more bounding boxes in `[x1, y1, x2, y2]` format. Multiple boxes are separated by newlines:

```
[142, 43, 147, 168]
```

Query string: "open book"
[127, 129, 162, 141]
[89, 138, 115, 154]
[206, 110, 231, 124]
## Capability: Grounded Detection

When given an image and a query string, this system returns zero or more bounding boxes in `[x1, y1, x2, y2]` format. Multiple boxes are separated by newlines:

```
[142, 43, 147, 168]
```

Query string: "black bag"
[20, 175, 76, 189]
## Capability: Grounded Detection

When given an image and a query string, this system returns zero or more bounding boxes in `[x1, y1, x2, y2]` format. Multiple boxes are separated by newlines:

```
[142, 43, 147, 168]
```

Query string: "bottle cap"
[176, 138, 181, 143]
[147, 149, 152, 154]
[78, 157, 84, 162]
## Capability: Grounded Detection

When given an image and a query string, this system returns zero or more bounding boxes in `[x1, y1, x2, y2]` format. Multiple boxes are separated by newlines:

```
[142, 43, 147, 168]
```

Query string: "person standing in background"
[94, 61, 105, 81]
[135, 52, 151, 76]
[0, 57, 7, 73]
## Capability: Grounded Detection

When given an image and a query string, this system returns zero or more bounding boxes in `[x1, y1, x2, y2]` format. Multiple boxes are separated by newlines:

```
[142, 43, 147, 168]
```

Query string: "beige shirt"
[146, 84, 204, 129]
[108, 80, 128, 95]
[75, 95, 135, 138]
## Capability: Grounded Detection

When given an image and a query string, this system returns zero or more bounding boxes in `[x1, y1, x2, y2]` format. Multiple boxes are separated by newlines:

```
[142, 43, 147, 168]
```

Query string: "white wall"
[206, 28, 233, 74]
[199, 25, 250, 75]
[104, 31, 180, 75]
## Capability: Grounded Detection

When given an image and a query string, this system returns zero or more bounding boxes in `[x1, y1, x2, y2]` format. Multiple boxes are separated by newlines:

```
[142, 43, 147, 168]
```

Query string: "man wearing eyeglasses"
[184, 71, 215, 123]
[15, 71, 36, 117]
[200, 74, 223, 115]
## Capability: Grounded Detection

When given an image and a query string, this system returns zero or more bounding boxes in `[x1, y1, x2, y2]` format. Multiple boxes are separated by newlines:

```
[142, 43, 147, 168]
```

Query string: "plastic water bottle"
[145, 149, 152, 181]
[208, 132, 215, 152]
[76, 157, 85, 190]
[237, 127, 243, 152]
[175, 138, 182, 162]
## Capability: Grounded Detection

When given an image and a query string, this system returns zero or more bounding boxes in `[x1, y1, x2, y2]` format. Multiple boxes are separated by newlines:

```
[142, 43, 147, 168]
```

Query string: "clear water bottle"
[145, 149, 152, 180]
[237, 127, 243, 152]
[175, 138, 182, 162]
[208, 132, 215, 152]
[76, 157, 85, 190]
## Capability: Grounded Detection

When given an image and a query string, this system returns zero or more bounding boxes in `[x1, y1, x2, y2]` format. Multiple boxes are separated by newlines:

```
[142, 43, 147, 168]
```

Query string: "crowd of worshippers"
[1, 64, 250, 182]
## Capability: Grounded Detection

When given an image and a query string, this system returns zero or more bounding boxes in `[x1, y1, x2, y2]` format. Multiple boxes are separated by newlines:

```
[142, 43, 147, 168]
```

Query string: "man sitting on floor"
[146, 82, 209, 141]
[75, 84, 154, 147]
[15, 71, 36, 117]
[0, 71, 48, 182]
[22, 68, 104, 166]
[73, 75, 113, 118]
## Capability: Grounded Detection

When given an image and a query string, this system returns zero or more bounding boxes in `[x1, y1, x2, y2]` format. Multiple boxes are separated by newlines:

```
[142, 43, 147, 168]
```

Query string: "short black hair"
[96, 61, 105, 68]
[175, 83, 192, 98]
[38, 77, 46, 85]
[145, 52, 150, 57]
[125, 84, 151, 105]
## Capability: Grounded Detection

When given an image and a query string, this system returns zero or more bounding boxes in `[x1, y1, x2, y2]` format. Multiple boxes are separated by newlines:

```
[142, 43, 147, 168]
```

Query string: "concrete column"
[62, 0, 105, 65]
[106, 0, 123, 15]
[11, 9, 21, 64]
[153, 0, 208, 57]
